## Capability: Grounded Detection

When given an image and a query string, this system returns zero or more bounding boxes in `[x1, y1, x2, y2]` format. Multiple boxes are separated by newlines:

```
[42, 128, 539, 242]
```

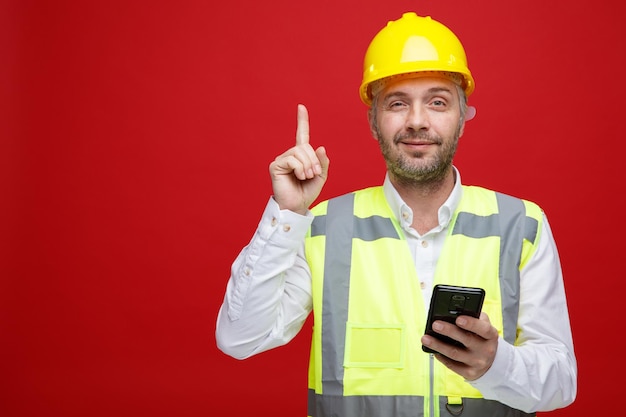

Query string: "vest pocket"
[343, 323, 405, 368]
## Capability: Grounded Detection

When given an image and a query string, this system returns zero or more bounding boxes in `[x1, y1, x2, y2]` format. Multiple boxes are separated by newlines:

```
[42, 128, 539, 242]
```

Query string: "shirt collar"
[382, 166, 464, 232]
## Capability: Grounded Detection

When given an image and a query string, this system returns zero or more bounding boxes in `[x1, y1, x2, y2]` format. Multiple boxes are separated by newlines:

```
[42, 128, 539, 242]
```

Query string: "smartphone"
[422, 284, 485, 354]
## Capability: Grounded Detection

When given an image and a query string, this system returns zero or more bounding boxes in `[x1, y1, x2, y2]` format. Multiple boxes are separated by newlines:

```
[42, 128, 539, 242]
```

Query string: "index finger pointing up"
[295, 104, 310, 145]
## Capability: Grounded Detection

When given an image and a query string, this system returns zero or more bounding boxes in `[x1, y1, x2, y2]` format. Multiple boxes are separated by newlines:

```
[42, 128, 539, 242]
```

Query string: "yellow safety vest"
[304, 185, 542, 417]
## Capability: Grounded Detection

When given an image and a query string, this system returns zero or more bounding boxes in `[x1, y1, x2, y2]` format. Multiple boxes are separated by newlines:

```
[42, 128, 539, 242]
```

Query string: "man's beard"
[377, 129, 459, 186]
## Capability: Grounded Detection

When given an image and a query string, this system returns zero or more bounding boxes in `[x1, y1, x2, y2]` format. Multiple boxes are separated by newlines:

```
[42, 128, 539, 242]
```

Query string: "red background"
[2, 0, 624, 415]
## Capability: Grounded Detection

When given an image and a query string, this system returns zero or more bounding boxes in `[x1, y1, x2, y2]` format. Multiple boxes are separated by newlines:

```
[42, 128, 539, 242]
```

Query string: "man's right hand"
[269, 104, 330, 215]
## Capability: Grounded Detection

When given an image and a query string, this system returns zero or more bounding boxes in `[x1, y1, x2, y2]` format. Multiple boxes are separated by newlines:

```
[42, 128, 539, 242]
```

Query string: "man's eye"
[431, 99, 450, 108]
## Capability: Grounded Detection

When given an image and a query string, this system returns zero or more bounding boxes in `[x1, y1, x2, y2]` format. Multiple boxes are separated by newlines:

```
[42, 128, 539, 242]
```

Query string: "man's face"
[371, 76, 464, 185]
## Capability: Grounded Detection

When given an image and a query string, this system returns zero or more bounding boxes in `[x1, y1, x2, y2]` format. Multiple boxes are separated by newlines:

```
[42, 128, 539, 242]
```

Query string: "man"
[216, 12, 577, 417]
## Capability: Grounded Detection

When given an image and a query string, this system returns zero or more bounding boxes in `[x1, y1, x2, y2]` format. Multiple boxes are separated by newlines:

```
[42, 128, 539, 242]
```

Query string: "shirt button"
[421, 240, 428, 248]
[271, 217, 278, 227]
[283, 224, 291, 232]
[244, 267, 251, 276]
[402, 211, 409, 220]
[420, 282, 426, 289]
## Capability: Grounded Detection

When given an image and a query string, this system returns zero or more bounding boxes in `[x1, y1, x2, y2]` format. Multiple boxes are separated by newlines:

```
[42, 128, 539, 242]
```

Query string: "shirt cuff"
[257, 196, 314, 247]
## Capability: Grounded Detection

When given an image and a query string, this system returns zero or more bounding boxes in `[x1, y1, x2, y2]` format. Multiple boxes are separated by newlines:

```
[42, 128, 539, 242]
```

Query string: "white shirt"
[216, 168, 577, 413]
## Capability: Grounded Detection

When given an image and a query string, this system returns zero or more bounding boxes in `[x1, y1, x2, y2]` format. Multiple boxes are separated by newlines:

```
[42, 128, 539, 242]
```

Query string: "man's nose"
[405, 105, 430, 131]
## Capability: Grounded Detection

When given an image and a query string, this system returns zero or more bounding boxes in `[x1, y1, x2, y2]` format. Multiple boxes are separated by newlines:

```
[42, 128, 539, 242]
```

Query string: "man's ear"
[465, 106, 476, 121]
[458, 106, 476, 138]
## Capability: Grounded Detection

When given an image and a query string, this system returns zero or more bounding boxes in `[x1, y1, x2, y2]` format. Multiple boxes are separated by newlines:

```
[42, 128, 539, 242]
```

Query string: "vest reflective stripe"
[451, 192, 538, 343]
[308, 389, 425, 417]
[306, 186, 541, 417]
[312, 193, 404, 396]
[310, 199, 400, 241]
[308, 389, 535, 417]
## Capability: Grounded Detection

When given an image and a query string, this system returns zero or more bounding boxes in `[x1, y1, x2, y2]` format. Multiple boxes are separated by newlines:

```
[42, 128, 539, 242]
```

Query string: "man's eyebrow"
[425, 86, 454, 95]
[383, 90, 409, 99]
[383, 86, 454, 102]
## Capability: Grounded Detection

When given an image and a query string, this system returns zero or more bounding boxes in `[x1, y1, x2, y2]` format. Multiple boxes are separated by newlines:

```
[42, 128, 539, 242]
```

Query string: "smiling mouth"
[394, 132, 440, 146]
[400, 140, 437, 148]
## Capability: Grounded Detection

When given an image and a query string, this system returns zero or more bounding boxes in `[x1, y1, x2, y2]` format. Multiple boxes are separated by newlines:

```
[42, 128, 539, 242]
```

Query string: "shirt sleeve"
[468, 213, 578, 412]
[215, 196, 314, 359]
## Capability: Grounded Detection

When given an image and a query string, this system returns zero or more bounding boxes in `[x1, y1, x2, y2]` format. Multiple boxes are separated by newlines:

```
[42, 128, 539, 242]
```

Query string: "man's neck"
[390, 169, 456, 235]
